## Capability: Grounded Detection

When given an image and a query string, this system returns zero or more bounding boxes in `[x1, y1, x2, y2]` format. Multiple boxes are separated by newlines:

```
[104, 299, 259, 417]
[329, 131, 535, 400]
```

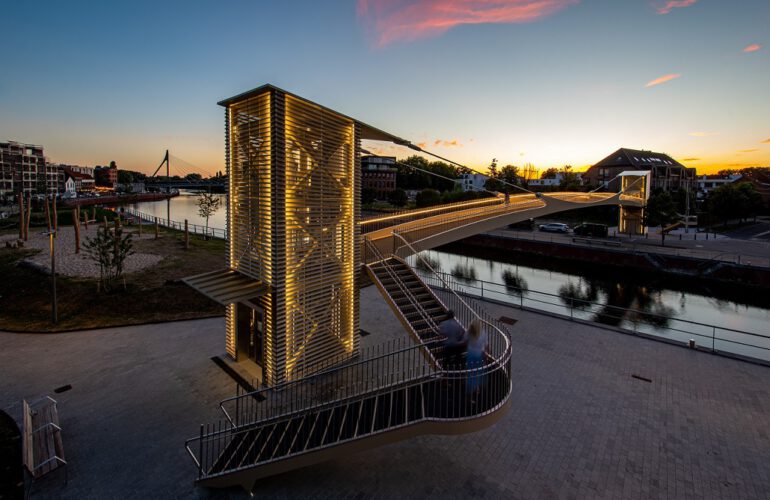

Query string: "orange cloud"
[417, 142, 428, 148]
[645, 73, 681, 87]
[738, 149, 758, 153]
[680, 158, 701, 162]
[689, 131, 718, 137]
[357, 0, 579, 47]
[743, 44, 762, 53]
[655, 0, 697, 15]
[762, 139, 770, 144]
[433, 138, 462, 147]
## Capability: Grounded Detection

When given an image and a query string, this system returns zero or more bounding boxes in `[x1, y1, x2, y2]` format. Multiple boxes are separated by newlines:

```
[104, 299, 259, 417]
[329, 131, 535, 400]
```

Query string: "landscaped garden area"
[0, 224, 224, 332]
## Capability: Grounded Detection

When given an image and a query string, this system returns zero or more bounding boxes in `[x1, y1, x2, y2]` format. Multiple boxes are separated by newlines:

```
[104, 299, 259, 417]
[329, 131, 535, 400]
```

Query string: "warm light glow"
[645, 73, 681, 88]
[743, 44, 762, 53]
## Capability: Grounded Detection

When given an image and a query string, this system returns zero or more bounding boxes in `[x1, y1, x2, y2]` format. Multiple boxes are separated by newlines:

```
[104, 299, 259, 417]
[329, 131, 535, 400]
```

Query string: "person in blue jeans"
[438, 310, 467, 367]
[466, 319, 488, 404]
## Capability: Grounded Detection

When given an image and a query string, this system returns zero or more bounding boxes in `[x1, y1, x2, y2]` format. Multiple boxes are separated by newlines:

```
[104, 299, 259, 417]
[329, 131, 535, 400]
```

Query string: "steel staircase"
[185, 237, 513, 492]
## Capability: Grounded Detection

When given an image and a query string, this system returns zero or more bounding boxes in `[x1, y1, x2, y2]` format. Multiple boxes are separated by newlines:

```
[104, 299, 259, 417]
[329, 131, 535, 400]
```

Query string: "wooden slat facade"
[223, 87, 360, 385]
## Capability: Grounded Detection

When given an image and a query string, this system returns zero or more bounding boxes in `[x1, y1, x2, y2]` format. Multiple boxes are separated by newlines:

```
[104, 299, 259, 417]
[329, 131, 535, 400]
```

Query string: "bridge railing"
[121, 207, 227, 240]
[361, 195, 505, 233]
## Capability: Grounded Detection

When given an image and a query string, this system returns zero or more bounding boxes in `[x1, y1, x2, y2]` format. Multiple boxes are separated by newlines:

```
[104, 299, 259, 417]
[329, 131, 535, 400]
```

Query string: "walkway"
[2, 289, 769, 498]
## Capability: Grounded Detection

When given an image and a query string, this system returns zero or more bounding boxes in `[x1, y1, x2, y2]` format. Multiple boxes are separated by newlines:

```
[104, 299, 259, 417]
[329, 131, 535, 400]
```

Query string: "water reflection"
[502, 270, 528, 297]
[411, 246, 770, 337]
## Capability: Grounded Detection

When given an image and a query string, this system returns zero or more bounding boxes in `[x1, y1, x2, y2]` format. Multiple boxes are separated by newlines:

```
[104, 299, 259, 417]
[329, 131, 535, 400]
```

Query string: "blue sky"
[1, 0, 768, 174]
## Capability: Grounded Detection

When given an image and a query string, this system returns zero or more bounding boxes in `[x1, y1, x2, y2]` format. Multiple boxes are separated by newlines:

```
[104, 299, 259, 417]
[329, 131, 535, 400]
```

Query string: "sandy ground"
[1, 225, 163, 278]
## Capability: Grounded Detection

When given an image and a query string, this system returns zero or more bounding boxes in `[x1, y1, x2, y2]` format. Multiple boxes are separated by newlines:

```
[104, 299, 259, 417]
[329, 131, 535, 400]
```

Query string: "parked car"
[573, 223, 608, 238]
[538, 223, 569, 233]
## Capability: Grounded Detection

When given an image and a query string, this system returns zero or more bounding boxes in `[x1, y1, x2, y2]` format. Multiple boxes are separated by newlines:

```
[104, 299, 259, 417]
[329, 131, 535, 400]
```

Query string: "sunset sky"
[1, 0, 768, 175]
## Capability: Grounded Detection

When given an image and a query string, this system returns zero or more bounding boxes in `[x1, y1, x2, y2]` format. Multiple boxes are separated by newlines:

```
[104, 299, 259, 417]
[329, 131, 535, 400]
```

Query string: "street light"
[41, 230, 57, 324]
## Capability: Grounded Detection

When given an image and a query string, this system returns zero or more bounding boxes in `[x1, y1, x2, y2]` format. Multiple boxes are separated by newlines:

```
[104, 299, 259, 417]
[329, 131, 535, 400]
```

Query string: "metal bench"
[22, 396, 67, 492]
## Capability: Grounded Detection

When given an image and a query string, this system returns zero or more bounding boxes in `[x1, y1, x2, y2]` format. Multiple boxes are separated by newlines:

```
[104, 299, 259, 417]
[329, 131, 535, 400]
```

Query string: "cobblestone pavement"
[2, 289, 770, 499]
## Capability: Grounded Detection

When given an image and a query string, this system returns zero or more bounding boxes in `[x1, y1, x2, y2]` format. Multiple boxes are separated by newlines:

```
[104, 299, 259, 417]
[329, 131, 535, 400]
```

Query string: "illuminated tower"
[618, 171, 651, 235]
[215, 85, 362, 385]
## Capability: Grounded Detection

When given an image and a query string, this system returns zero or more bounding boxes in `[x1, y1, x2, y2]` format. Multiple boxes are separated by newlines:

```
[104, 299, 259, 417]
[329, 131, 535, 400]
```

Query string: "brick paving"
[2, 288, 769, 499]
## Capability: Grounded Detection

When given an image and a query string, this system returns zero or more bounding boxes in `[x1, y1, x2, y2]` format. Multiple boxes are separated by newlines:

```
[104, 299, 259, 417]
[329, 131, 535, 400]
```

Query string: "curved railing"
[184, 233, 512, 483]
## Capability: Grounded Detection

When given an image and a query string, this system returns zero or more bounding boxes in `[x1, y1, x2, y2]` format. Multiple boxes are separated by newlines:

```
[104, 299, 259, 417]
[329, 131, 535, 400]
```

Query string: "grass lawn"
[0, 227, 225, 332]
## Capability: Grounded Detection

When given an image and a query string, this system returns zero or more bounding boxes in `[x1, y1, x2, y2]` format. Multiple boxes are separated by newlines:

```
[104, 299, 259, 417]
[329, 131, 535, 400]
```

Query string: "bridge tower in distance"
[618, 170, 651, 235]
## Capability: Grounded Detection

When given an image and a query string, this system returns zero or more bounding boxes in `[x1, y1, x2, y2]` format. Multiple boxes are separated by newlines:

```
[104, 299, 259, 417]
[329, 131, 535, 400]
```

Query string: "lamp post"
[42, 230, 57, 324]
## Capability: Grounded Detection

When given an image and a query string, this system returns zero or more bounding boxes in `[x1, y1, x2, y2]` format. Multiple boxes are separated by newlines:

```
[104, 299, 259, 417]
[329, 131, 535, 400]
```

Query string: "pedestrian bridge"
[362, 190, 645, 260]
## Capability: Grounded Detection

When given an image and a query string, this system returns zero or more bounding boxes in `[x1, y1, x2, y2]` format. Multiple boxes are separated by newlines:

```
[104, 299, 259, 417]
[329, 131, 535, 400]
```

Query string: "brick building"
[94, 163, 118, 189]
[583, 148, 695, 193]
[0, 141, 59, 198]
[361, 155, 397, 197]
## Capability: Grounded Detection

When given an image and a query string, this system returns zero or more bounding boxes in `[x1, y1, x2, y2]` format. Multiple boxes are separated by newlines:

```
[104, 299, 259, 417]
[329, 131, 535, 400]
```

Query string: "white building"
[529, 172, 583, 188]
[455, 173, 488, 192]
[696, 174, 742, 198]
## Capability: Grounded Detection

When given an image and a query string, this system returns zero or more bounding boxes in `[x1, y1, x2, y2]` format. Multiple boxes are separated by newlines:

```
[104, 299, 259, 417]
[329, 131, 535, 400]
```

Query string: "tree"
[707, 182, 764, 225]
[388, 188, 408, 207]
[416, 188, 441, 208]
[361, 188, 377, 205]
[185, 173, 202, 182]
[196, 192, 221, 239]
[645, 190, 679, 245]
[83, 225, 134, 292]
[559, 165, 580, 190]
[541, 167, 559, 179]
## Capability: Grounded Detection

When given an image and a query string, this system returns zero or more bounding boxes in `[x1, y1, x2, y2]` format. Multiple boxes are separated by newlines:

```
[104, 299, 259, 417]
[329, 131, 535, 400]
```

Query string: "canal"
[122, 190, 227, 230]
[409, 244, 770, 363]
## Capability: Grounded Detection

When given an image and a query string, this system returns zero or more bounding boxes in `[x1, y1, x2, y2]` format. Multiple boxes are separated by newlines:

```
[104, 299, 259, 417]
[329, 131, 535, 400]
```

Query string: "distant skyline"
[1, 0, 768, 175]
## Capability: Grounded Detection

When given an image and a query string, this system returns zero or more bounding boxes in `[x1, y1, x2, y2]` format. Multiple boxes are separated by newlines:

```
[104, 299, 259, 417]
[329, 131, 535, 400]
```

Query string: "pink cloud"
[743, 44, 762, 53]
[433, 138, 463, 147]
[357, 0, 579, 47]
[645, 73, 681, 88]
[654, 0, 697, 15]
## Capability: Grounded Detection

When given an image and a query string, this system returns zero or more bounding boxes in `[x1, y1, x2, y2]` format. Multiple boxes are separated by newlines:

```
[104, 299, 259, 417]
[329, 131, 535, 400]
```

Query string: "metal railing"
[413, 267, 770, 365]
[360, 195, 505, 233]
[120, 207, 227, 239]
[184, 237, 513, 481]
[484, 229, 770, 268]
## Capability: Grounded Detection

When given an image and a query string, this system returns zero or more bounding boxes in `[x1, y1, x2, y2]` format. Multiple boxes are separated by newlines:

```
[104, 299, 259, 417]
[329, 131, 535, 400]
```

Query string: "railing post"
[198, 424, 204, 478]
[712, 326, 716, 352]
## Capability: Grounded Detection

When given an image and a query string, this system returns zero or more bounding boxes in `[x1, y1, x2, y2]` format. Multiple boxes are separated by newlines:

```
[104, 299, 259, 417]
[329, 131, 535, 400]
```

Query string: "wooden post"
[155, 217, 159, 239]
[92, 206, 96, 222]
[82, 209, 88, 230]
[18, 194, 25, 240]
[44, 197, 52, 231]
[52, 196, 58, 232]
[184, 219, 189, 249]
[25, 196, 32, 241]
[72, 208, 81, 254]
[115, 213, 122, 229]
[103, 216, 109, 230]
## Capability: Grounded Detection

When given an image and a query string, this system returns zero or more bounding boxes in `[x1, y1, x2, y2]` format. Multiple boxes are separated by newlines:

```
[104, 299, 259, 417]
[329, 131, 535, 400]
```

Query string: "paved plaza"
[2, 287, 769, 499]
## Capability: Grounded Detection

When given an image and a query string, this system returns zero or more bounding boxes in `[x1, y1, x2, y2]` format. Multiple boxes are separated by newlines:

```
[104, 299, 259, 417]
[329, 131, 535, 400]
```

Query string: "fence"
[121, 207, 227, 240]
[412, 266, 770, 366]
[485, 229, 770, 269]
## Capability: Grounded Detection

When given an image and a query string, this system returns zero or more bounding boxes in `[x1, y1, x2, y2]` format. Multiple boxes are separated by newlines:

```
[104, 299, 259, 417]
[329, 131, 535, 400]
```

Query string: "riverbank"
[456, 232, 770, 287]
[61, 191, 178, 208]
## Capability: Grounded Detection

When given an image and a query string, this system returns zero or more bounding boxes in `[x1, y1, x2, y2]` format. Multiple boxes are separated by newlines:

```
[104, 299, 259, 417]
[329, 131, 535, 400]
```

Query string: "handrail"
[391, 231, 512, 371]
[363, 238, 444, 346]
[121, 207, 227, 239]
[420, 269, 770, 342]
